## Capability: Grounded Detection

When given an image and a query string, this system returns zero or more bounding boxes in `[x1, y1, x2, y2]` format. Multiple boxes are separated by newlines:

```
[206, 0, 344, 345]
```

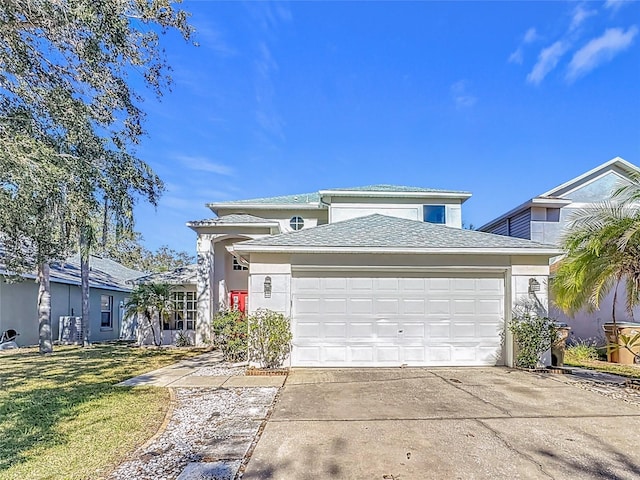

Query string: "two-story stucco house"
[478, 157, 640, 341]
[187, 185, 560, 368]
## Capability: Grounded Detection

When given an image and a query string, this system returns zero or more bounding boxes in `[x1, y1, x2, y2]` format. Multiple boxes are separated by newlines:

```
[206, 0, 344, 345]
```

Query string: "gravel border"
[190, 365, 246, 377]
[108, 387, 278, 480]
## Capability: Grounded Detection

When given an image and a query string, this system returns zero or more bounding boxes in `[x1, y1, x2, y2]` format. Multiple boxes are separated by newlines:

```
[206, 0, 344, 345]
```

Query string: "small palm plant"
[125, 283, 175, 346]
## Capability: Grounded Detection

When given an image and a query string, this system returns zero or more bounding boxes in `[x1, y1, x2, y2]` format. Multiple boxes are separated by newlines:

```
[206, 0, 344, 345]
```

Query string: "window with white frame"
[233, 257, 248, 271]
[168, 291, 197, 330]
[290, 216, 304, 230]
[423, 205, 446, 224]
[101, 295, 113, 329]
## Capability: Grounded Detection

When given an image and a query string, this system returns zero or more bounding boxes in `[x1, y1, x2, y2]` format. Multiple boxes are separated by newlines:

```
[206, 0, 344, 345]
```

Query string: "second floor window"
[424, 205, 446, 224]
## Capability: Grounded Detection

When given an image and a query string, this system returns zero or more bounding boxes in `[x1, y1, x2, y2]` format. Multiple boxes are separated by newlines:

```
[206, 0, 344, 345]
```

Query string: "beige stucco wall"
[327, 197, 463, 228]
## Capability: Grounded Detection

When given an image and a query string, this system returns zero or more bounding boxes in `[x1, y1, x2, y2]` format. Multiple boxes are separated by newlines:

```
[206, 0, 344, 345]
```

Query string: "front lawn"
[0, 343, 206, 480]
[564, 358, 640, 379]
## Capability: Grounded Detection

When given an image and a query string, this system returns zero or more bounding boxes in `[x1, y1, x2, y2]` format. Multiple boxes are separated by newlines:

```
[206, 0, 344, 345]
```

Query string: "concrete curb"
[139, 387, 177, 452]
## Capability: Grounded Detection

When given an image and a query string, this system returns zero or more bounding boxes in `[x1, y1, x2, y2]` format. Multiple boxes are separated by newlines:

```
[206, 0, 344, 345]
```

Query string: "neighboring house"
[188, 185, 560, 367]
[478, 157, 640, 341]
[0, 254, 144, 346]
[132, 264, 198, 345]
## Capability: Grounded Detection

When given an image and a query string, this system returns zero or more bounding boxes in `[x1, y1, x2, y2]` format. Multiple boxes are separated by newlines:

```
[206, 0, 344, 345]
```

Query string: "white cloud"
[192, 23, 237, 57]
[523, 27, 539, 44]
[508, 48, 524, 64]
[605, 0, 634, 12]
[508, 27, 539, 64]
[527, 41, 570, 85]
[567, 26, 638, 81]
[450, 80, 477, 109]
[175, 155, 234, 176]
[570, 4, 597, 31]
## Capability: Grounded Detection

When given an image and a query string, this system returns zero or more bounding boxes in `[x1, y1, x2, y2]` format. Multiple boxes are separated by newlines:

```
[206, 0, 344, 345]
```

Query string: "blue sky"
[133, 0, 640, 252]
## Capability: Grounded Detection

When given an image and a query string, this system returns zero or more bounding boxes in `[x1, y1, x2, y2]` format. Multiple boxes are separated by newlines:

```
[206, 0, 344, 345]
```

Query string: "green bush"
[175, 330, 192, 347]
[212, 310, 248, 362]
[565, 339, 600, 363]
[509, 310, 557, 369]
[248, 309, 292, 369]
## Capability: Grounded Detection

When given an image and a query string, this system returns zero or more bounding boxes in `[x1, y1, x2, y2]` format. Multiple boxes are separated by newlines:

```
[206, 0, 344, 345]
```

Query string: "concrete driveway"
[243, 368, 640, 479]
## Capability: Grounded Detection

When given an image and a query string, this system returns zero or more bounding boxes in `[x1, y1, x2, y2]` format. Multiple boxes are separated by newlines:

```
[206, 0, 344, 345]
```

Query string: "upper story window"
[423, 205, 446, 224]
[233, 257, 248, 271]
[290, 216, 305, 230]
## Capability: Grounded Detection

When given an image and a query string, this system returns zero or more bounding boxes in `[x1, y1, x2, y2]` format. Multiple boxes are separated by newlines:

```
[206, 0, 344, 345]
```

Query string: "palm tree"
[552, 202, 640, 325]
[124, 283, 174, 346]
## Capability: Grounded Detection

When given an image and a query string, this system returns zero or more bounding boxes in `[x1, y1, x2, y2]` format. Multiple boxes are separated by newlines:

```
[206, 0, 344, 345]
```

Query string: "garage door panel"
[403, 347, 426, 362]
[324, 277, 348, 290]
[350, 278, 373, 291]
[296, 322, 321, 338]
[453, 299, 475, 314]
[325, 323, 347, 338]
[377, 347, 400, 362]
[377, 322, 400, 338]
[324, 298, 347, 314]
[401, 278, 425, 291]
[428, 299, 450, 315]
[296, 298, 321, 314]
[376, 278, 400, 291]
[350, 322, 374, 337]
[402, 299, 426, 314]
[478, 299, 503, 315]
[402, 323, 425, 338]
[350, 346, 374, 362]
[292, 273, 504, 367]
[375, 298, 400, 314]
[452, 322, 477, 337]
[430, 322, 451, 339]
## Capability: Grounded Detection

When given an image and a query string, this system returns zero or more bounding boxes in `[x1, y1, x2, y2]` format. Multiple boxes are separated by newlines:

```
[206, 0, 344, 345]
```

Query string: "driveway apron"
[243, 367, 640, 480]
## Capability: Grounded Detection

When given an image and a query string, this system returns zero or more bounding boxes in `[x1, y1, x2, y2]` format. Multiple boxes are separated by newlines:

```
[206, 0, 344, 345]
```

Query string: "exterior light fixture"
[264, 276, 272, 298]
[528, 278, 541, 294]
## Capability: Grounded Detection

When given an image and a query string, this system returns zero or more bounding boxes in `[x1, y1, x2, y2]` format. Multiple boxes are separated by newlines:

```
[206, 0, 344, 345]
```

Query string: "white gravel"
[190, 365, 246, 377]
[570, 379, 640, 406]
[108, 387, 278, 480]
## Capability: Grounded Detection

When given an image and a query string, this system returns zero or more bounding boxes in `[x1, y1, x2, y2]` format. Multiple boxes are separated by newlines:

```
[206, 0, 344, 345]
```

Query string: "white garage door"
[291, 272, 505, 367]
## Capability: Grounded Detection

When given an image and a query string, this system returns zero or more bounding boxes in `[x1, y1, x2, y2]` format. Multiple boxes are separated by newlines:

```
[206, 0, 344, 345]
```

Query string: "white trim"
[233, 245, 562, 255]
[320, 190, 472, 200]
[208, 203, 323, 211]
[540, 156, 638, 197]
[187, 221, 279, 229]
[291, 265, 509, 273]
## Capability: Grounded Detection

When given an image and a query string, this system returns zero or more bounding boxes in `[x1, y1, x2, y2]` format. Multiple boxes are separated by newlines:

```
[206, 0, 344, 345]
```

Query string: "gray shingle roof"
[187, 214, 276, 227]
[210, 192, 320, 206]
[208, 184, 471, 208]
[324, 184, 471, 194]
[133, 264, 198, 285]
[235, 214, 558, 251]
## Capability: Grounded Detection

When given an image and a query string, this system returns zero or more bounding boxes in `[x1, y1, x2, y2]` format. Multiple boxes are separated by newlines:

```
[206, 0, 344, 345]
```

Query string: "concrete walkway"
[116, 351, 286, 388]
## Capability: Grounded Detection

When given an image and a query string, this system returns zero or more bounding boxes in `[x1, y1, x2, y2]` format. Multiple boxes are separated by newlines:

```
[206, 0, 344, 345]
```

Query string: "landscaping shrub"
[212, 309, 248, 362]
[248, 309, 292, 369]
[509, 305, 557, 369]
[175, 330, 192, 347]
[565, 338, 600, 363]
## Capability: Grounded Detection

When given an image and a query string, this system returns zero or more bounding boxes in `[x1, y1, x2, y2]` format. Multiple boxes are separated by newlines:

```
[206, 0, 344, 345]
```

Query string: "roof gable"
[541, 156, 639, 198]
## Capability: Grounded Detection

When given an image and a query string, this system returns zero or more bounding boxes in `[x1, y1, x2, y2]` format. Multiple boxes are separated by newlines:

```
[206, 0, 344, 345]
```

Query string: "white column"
[195, 234, 214, 345]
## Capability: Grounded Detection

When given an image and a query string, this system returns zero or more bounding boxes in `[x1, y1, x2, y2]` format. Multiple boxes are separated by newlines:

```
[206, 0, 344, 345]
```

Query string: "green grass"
[0, 343, 207, 480]
[564, 358, 640, 379]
